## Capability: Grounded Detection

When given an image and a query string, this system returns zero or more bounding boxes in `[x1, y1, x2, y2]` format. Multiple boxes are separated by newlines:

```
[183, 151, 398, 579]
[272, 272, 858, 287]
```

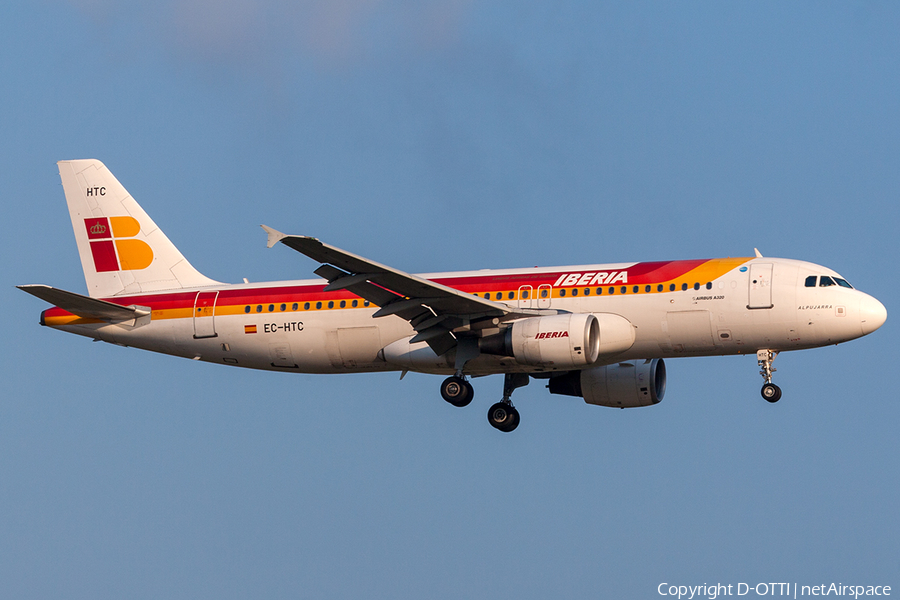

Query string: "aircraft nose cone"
[860, 294, 887, 335]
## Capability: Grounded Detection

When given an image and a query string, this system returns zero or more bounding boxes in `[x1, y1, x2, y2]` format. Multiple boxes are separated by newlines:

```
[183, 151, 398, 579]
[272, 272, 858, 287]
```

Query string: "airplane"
[19, 159, 887, 432]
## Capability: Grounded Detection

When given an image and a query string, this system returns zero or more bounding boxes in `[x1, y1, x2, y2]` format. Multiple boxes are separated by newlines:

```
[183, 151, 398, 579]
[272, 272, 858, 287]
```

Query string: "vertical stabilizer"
[58, 159, 221, 297]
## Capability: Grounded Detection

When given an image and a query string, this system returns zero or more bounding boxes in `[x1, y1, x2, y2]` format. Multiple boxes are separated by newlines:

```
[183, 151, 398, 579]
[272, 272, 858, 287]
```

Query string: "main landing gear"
[757, 349, 782, 403]
[487, 373, 529, 433]
[439, 372, 529, 432]
[440, 375, 474, 407]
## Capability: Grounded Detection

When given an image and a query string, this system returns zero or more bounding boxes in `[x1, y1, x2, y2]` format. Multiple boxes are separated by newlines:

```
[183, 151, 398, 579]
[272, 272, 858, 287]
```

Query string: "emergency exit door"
[193, 291, 219, 338]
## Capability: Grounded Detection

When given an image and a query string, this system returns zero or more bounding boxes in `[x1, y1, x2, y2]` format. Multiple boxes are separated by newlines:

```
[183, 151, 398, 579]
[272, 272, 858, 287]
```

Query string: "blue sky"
[2, 1, 898, 598]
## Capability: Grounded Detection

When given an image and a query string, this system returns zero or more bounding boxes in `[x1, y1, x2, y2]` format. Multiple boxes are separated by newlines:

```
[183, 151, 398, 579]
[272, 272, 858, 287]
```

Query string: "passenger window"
[633, 286, 639, 294]
[340, 300, 346, 308]
[256, 305, 262, 313]
[706, 282, 712, 290]
[496, 292, 503, 300]
[693, 283, 700, 291]
[596, 288, 603, 295]
[244, 306, 250, 313]
[304, 302, 310, 310]
[292, 303, 298, 311]
[669, 284, 676, 292]
[315, 302, 322, 309]
[805, 276, 817, 287]
[352, 299, 358, 307]
[522, 290, 529, 299]
[681, 283, 687, 291]
[820, 276, 836, 287]
[280, 303, 286, 311]
[620, 286, 627, 294]
[645, 285, 651, 293]
[560, 289, 567, 297]
[571, 289, 578, 297]
[541, 289, 549, 298]
[657, 284, 663, 292]
[584, 288, 590, 296]
[268, 304, 274, 312]
[508, 292, 515, 300]
[608, 287, 615, 295]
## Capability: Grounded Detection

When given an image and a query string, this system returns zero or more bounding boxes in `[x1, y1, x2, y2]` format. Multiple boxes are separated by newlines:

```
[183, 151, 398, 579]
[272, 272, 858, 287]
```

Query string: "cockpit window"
[834, 277, 853, 289]
[807, 274, 853, 289]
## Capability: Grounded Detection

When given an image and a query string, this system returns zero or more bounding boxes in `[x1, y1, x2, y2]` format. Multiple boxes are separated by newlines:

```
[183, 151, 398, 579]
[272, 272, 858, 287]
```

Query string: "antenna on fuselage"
[754, 248, 763, 258]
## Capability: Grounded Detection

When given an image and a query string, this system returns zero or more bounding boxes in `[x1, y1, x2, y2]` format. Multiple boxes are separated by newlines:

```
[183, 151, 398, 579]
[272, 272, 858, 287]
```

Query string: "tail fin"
[58, 159, 221, 297]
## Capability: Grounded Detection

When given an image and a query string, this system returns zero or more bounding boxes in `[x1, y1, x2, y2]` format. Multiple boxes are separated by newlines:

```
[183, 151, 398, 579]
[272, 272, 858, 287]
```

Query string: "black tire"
[505, 405, 520, 432]
[761, 383, 782, 403]
[441, 376, 473, 407]
[487, 402, 520, 432]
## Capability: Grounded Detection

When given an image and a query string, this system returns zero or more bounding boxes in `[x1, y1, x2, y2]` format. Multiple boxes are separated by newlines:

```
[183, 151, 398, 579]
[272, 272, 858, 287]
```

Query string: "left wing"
[262, 226, 557, 355]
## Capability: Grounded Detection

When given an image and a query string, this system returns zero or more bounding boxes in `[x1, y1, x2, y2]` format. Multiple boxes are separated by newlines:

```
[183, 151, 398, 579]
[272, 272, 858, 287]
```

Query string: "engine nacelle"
[481, 313, 635, 369]
[548, 359, 666, 408]
[509, 313, 600, 368]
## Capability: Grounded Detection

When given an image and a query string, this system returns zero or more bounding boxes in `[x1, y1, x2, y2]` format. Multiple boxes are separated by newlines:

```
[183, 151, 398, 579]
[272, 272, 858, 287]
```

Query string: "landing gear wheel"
[441, 376, 473, 407]
[487, 402, 520, 432]
[761, 383, 782, 403]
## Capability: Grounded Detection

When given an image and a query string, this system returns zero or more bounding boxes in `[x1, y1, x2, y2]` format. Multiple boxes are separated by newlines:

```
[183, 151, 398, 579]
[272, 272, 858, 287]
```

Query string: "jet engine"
[480, 313, 635, 369]
[548, 359, 666, 408]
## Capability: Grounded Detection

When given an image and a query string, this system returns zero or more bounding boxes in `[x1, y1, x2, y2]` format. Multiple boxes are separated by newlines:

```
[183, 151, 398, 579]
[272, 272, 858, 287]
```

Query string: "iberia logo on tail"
[84, 217, 154, 272]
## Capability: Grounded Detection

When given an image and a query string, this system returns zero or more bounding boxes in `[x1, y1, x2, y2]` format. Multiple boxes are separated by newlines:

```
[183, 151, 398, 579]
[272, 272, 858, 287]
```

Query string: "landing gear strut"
[440, 375, 473, 407]
[487, 373, 529, 432]
[757, 349, 782, 403]
[442, 338, 478, 408]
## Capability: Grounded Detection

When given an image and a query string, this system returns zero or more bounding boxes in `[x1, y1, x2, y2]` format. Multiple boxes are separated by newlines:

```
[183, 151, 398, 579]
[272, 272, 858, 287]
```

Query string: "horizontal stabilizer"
[17, 284, 149, 323]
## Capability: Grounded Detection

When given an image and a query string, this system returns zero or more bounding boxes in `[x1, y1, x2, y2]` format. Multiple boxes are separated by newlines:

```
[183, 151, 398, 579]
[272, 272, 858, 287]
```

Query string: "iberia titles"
[553, 271, 628, 287]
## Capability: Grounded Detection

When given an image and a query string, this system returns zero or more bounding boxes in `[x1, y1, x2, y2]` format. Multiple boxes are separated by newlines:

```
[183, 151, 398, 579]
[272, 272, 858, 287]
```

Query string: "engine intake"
[548, 359, 666, 408]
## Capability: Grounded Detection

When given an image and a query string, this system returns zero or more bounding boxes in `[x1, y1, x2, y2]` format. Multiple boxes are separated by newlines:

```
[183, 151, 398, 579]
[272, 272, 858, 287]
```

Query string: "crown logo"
[90, 222, 107, 235]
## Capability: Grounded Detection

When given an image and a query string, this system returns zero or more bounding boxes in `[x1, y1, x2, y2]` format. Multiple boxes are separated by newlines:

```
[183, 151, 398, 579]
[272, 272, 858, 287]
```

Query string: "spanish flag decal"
[244, 325, 257, 334]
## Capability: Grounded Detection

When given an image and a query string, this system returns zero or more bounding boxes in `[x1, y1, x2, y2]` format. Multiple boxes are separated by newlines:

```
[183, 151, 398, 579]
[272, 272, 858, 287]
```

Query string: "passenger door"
[748, 263, 774, 309]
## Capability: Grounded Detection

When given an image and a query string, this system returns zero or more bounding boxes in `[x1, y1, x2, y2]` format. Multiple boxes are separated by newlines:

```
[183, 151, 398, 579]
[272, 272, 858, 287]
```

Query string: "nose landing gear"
[757, 349, 782, 403]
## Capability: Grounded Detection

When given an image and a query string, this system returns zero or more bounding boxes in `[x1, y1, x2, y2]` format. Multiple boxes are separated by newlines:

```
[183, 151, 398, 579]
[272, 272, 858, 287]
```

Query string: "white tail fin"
[58, 159, 221, 297]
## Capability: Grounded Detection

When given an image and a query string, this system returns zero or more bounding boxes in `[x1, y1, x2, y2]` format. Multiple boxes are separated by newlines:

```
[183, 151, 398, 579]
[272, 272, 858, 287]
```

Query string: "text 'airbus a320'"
[19, 160, 887, 431]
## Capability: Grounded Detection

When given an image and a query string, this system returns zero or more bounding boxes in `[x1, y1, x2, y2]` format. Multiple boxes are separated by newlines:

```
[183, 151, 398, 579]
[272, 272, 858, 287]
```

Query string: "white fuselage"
[43, 256, 885, 376]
